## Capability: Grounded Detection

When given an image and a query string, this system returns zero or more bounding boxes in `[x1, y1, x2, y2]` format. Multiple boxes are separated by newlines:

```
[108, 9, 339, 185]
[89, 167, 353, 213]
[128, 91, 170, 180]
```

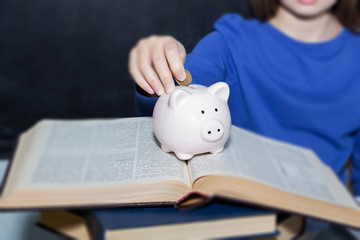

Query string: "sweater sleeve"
[185, 14, 245, 87]
[352, 131, 360, 196]
[134, 84, 158, 117]
[185, 31, 228, 86]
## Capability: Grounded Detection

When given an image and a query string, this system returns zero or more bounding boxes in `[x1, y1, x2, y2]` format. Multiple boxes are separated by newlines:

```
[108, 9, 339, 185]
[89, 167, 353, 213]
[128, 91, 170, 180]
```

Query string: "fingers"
[137, 39, 165, 95]
[128, 35, 186, 96]
[151, 38, 175, 94]
[129, 39, 164, 96]
[129, 48, 155, 95]
[164, 40, 186, 81]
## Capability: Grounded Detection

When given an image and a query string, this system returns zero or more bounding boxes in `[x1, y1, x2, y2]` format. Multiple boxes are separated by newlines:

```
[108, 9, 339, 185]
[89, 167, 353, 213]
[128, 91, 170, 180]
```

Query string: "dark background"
[0, 0, 253, 157]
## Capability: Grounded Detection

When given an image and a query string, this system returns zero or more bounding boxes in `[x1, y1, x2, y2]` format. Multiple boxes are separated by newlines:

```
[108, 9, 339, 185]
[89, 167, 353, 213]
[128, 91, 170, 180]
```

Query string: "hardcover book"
[40, 202, 277, 240]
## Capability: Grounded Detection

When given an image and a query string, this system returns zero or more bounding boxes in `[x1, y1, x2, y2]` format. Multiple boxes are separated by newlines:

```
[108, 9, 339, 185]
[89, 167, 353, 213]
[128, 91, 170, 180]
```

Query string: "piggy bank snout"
[201, 120, 225, 142]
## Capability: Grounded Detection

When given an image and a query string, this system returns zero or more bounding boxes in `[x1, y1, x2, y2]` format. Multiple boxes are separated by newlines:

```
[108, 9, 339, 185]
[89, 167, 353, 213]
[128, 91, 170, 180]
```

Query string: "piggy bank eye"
[215, 108, 218, 112]
[201, 110, 205, 114]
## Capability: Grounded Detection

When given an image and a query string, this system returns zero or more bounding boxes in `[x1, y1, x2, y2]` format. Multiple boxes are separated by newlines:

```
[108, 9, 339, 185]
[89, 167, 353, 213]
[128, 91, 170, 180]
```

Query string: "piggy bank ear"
[168, 89, 191, 109]
[208, 82, 230, 102]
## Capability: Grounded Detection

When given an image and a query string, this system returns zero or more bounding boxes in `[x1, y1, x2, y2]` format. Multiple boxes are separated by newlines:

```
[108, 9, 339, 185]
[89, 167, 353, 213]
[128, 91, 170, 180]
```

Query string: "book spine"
[86, 212, 104, 240]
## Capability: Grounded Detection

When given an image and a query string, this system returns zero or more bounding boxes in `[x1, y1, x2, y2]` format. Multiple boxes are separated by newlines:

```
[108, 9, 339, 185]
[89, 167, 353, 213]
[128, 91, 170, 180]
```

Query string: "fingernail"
[165, 84, 175, 94]
[156, 87, 164, 96]
[177, 71, 186, 81]
[146, 87, 154, 95]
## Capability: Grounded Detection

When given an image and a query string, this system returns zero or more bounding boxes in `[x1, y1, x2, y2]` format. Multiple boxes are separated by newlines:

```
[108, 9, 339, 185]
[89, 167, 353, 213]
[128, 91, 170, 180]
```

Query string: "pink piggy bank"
[153, 82, 231, 160]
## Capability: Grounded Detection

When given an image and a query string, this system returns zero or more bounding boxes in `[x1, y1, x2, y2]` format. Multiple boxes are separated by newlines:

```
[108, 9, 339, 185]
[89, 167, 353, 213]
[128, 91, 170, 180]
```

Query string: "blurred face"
[280, 0, 337, 18]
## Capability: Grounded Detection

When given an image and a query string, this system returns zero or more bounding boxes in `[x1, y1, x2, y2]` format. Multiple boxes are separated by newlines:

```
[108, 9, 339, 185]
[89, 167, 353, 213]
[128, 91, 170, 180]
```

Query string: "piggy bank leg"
[175, 152, 194, 160]
[210, 147, 224, 154]
[161, 144, 172, 153]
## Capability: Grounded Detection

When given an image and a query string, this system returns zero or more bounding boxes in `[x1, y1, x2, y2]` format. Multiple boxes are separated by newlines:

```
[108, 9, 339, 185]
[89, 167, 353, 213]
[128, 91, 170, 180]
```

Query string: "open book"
[0, 117, 359, 228]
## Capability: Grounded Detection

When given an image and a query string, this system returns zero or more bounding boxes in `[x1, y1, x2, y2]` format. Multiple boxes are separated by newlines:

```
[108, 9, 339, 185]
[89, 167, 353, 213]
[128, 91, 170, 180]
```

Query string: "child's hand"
[129, 35, 186, 96]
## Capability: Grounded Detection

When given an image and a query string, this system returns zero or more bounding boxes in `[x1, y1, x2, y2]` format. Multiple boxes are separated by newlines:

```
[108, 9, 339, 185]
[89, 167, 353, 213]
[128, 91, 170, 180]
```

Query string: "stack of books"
[0, 117, 358, 238]
[38, 201, 305, 240]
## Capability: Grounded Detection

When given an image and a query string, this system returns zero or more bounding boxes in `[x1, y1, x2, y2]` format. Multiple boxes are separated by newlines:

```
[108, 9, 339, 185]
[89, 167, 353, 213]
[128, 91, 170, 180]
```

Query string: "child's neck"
[269, 6, 343, 43]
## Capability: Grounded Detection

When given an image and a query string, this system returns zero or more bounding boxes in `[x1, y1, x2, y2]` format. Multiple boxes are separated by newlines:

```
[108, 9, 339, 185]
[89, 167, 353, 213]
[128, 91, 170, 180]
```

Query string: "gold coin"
[176, 69, 192, 86]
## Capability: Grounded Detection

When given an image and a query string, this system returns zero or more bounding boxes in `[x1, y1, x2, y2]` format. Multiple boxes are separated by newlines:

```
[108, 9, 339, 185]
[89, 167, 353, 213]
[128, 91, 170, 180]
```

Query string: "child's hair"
[251, 0, 360, 33]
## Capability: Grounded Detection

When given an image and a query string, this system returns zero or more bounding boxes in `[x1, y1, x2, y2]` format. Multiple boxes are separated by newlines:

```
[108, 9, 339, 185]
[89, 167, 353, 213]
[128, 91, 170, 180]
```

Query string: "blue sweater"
[135, 14, 360, 196]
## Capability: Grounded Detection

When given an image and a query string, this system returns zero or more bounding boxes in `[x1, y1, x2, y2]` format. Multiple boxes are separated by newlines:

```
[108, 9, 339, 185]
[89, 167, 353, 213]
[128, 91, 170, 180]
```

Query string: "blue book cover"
[86, 201, 277, 240]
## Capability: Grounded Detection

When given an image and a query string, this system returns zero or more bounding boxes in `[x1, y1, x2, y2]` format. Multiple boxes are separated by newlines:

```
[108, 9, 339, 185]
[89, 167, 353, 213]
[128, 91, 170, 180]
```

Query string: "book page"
[17, 117, 190, 188]
[189, 126, 357, 208]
